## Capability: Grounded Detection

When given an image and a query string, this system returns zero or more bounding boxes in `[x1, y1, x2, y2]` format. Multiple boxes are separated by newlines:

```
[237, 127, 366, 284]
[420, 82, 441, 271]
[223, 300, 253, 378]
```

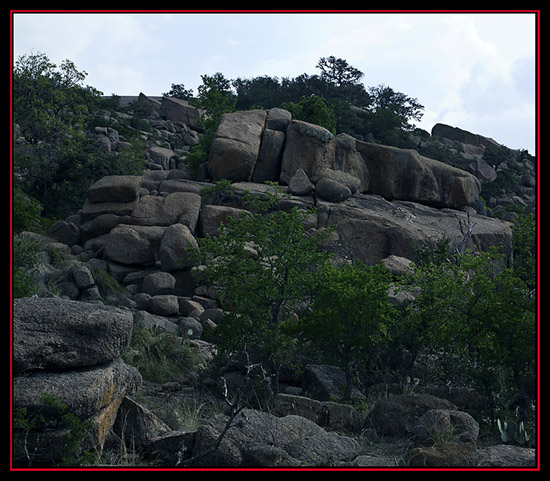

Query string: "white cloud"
[12, 11, 537, 153]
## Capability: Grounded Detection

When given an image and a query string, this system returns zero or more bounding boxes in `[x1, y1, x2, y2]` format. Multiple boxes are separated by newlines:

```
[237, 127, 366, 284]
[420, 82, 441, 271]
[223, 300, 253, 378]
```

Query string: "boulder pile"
[12, 95, 534, 468]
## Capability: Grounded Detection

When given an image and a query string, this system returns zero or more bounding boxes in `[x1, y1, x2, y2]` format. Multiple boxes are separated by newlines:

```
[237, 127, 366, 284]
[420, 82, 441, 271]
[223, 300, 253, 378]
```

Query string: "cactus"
[497, 418, 530, 446]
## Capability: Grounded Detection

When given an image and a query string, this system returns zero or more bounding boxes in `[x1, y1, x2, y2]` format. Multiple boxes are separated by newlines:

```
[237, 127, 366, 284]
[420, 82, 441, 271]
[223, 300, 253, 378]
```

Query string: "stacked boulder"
[12, 297, 141, 466]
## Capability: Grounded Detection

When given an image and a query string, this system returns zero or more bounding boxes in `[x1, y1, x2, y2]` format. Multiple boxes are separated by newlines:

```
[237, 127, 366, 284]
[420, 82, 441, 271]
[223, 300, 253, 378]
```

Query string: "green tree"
[163, 82, 193, 99]
[316, 55, 364, 86]
[280, 95, 336, 133]
[192, 185, 332, 379]
[12, 52, 146, 220]
[185, 73, 237, 177]
[404, 245, 536, 421]
[296, 262, 396, 400]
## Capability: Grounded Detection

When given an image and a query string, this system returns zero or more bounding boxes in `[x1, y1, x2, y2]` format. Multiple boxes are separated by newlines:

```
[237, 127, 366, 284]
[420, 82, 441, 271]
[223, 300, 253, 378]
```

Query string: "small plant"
[497, 418, 530, 446]
[14, 393, 95, 467]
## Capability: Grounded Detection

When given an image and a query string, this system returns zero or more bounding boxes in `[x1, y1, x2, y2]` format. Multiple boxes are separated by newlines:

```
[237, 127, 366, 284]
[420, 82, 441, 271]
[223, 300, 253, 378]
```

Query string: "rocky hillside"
[12, 93, 536, 468]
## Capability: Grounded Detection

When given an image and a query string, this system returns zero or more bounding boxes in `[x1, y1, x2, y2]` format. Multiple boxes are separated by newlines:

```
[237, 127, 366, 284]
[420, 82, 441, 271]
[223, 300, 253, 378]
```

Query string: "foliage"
[280, 95, 336, 133]
[163, 82, 193, 100]
[401, 241, 536, 422]
[123, 324, 199, 384]
[184, 73, 237, 177]
[316, 55, 364, 86]
[191, 184, 333, 373]
[295, 262, 397, 400]
[12, 52, 146, 221]
[12, 233, 44, 298]
[14, 393, 95, 467]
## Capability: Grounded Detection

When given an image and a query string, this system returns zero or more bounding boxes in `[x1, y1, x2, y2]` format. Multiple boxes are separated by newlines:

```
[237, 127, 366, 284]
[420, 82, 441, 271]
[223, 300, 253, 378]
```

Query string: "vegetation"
[12, 51, 537, 463]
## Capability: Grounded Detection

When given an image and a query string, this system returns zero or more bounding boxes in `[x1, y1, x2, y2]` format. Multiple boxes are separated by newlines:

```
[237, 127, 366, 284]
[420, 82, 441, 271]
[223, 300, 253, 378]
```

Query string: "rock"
[141, 271, 176, 296]
[312, 167, 362, 194]
[160, 96, 201, 130]
[179, 317, 203, 339]
[432, 123, 481, 146]
[103, 224, 165, 266]
[265, 107, 291, 132]
[148, 146, 174, 169]
[71, 265, 96, 289]
[320, 194, 513, 266]
[365, 393, 457, 438]
[252, 128, 286, 183]
[158, 223, 198, 271]
[303, 364, 364, 402]
[134, 92, 161, 117]
[411, 409, 480, 446]
[13, 297, 134, 373]
[273, 393, 362, 433]
[477, 444, 537, 467]
[87, 175, 142, 204]
[334, 133, 370, 192]
[208, 109, 267, 181]
[113, 396, 171, 448]
[80, 213, 121, 243]
[134, 310, 179, 335]
[48, 220, 80, 247]
[407, 442, 479, 467]
[149, 295, 180, 316]
[13, 357, 142, 466]
[473, 158, 497, 182]
[382, 255, 414, 277]
[288, 168, 313, 196]
[190, 408, 360, 467]
[356, 141, 481, 208]
[198, 204, 246, 237]
[130, 192, 201, 231]
[280, 120, 336, 185]
[315, 177, 352, 202]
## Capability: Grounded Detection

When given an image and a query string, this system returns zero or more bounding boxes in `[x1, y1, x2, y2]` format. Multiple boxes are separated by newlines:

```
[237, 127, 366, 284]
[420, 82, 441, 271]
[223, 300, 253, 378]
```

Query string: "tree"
[296, 262, 396, 400]
[403, 244, 536, 422]
[316, 56, 364, 86]
[184, 73, 236, 177]
[163, 83, 193, 100]
[192, 185, 332, 380]
[12, 52, 146, 219]
[368, 84, 424, 128]
[280, 95, 336, 133]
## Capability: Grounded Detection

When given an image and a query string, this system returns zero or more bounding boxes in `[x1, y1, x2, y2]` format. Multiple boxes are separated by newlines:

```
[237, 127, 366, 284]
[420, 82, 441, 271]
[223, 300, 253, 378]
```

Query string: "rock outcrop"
[12, 297, 141, 466]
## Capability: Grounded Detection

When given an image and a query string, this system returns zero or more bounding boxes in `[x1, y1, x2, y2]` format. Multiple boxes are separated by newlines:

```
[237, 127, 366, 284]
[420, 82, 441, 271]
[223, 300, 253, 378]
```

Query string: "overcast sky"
[11, 11, 538, 154]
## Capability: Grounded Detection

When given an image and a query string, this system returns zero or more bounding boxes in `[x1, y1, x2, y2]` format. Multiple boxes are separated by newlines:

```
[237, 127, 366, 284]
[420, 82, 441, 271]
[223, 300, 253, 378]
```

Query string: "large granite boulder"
[356, 141, 481, 208]
[208, 109, 267, 181]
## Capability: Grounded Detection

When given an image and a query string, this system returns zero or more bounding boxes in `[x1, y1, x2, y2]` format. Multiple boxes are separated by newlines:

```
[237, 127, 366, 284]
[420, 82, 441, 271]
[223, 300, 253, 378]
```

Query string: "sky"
[11, 10, 538, 154]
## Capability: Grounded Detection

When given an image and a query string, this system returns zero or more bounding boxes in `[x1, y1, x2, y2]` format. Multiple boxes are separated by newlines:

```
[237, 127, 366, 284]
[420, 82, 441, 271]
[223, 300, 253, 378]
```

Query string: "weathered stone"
[208, 109, 267, 181]
[274, 393, 362, 433]
[12, 357, 141, 465]
[158, 223, 198, 271]
[280, 120, 336, 185]
[134, 310, 179, 335]
[320, 194, 513, 266]
[334, 133, 370, 192]
[160, 96, 201, 130]
[149, 295, 180, 316]
[477, 444, 537, 467]
[411, 409, 480, 446]
[131, 192, 200, 231]
[48, 220, 80, 247]
[191, 408, 360, 467]
[79, 213, 121, 243]
[141, 271, 176, 295]
[315, 177, 352, 202]
[407, 442, 479, 467]
[87, 175, 142, 203]
[252, 128, 286, 183]
[148, 146, 174, 169]
[265, 107, 291, 132]
[365, 394, 457, 437]
[13, 297, 134, 373]
[103, 224, 165, 265]
[312, 167, 362, 194]
[356, 141, 481, 208]
[198, 204, 246, 237]
[288, 168, 313, 196]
